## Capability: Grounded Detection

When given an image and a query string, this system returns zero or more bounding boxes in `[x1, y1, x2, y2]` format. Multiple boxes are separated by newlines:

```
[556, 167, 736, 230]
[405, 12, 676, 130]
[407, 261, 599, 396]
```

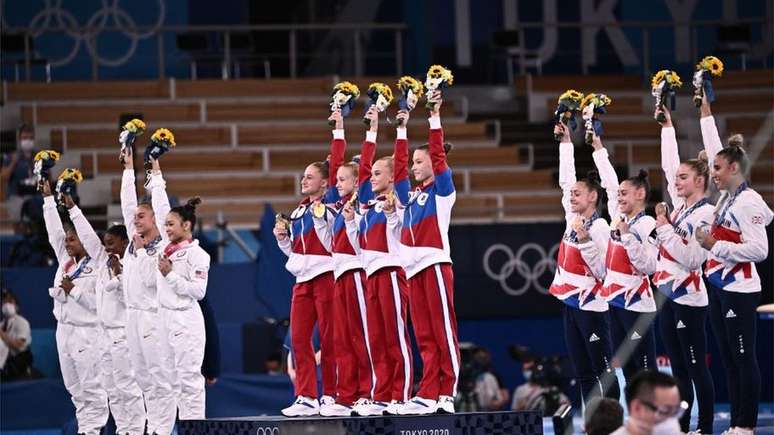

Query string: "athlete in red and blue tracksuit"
[352, 112, 413, 415]
[275, 144, 341, 416]
[388, 100, 460, 415]
[312, 114, 376, 416]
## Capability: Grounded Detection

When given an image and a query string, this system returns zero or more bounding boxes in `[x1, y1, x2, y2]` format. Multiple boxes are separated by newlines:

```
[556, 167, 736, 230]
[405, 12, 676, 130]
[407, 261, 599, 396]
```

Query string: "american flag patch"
[195, 269, 208, 280]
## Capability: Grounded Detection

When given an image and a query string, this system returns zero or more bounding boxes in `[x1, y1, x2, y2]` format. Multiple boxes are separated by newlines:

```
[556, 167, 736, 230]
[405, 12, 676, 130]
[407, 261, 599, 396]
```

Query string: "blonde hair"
[375, 156, 394, 172]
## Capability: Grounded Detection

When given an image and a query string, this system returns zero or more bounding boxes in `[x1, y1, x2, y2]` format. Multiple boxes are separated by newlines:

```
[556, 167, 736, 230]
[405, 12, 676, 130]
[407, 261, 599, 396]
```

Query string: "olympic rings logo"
[482, 242, 559, 296]
[255, 427, 279, 435]
[9, 0, 165, 67]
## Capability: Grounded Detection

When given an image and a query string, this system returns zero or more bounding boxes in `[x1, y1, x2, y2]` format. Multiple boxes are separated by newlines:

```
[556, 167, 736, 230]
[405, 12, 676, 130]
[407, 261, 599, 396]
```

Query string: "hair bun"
[185, 197, 202, 210]
[636, 168, 648, 180]
[697, 149, 708, 163]
[727, 133, 745, 150]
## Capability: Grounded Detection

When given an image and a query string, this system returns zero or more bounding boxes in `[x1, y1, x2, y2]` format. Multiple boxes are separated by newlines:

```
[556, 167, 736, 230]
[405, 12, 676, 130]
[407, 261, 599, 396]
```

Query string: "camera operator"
[510, 346, 569, 414]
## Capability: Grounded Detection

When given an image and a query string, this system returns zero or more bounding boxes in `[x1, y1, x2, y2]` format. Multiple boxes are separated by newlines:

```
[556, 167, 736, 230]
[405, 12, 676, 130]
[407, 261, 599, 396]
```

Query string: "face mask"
[2, 303, 16, 317]
[522, 370, 532, 382]
[19, 139, 35, 152]
[651, 417, 681, 435]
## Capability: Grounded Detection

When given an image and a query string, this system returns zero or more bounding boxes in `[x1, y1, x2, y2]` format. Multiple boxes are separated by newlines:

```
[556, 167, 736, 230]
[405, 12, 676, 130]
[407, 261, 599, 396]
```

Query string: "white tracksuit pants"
[125, 308, 176, 434]
[159, 305, 207, 421]
[101, 327, 146, 434]
[56, 323, 109, 435]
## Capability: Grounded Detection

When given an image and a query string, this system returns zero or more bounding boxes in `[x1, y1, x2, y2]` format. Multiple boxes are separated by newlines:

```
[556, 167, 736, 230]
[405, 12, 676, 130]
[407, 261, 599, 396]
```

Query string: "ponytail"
[716, 133, 749, 175]
[625, 168, 651, 201]
[170, 197, 202, 232]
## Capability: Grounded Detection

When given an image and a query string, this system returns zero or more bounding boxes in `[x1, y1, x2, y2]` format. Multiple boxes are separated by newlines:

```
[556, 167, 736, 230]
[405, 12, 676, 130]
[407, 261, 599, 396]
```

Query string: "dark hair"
[105, 224, 128, 241]
[624, 370, 678, 409]
[578, 170, 602, 207]
[585, 398, 624, 435]
[416, 142, 453, 155]
[170, 197, 202, 232]
[1, 289, 18, 305]
[715, 134, 749, 175]
[309, 161, 330, 179]
[681, 150, 710, 192]
[18, 123, 34, 136]
[623, 169, 651, 201]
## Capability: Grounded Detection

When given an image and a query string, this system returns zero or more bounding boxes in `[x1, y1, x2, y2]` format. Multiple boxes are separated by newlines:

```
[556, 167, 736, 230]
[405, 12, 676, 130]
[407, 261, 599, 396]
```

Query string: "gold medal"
[347, 192, 359, 206]
[275, 213, 290, 231]
[313, 202, 326, 218]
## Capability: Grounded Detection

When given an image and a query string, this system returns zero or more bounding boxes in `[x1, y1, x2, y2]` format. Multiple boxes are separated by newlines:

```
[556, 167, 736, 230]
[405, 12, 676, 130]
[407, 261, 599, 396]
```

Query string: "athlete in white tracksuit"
[42, 187, 108, 434]
[119, 149, 176, 434]
[67, 197, 146, 434]
[146, 160, 209, 428]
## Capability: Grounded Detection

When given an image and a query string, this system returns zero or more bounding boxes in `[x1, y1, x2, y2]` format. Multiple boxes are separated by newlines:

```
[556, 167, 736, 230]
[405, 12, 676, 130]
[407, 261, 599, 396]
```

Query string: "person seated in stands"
[1, 124, 40, 220]
[612, 371, 685, 435]
[0, 289, 34, 381]
[584, 397, 624, 435]
[471, 347, 510, 411]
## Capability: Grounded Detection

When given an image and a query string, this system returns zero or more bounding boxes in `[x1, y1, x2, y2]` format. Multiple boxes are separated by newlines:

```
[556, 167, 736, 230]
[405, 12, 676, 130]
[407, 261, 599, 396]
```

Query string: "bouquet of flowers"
[693, 56, 723, 107]
[55, 168, 83, 204]
[396, 76, 425, 126]
[119, 118, 146, 152]
[424, 65, 454, 109]
[553, 90, 584, 141]
[580, 93, 612, 145]
[144, 128, 176, 168]
[329, 81, 361, 127]
[33, 150, 61, 191]
[651, 70, 683, 122]
[363, 82, 394, 125]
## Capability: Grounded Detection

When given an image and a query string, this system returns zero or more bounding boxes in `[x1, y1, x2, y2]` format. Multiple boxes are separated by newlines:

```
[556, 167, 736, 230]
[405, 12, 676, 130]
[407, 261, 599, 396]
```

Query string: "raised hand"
[63, 194, 76, 209]
[656, 106, 673, 128]
[554, 123, 571, 143]
[120, 147, 134, 170]
[328, 109, 344, 130]
[364, 106, 379, 132]
[396, 110, 410, 127]
[427, 90, 443, 115]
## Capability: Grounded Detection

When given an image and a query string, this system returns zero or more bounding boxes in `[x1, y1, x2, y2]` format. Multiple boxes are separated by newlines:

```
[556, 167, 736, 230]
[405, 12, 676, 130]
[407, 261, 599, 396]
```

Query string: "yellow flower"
[58, 168, 83, 183]
[426, 65, 454, 86]
[397, 76, 425, 98]
[581, 93, 612, 110]
[652, 70, 682, 89]
[698, 56, 724, 77]
[151, 128, 176, 147]
[34, 150, 61, 162]
[368, 82, 394, 104]
[334, 81, 361, 98]
[558, 89, 584, 105]
[123, 118, 146, 135]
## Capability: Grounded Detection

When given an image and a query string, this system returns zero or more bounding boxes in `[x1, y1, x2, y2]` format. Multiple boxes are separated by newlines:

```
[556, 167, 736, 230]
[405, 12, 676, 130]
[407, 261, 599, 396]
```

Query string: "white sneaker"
[357, 400, 389, 416]
[436, 395, 455, 414]
[320, 401, 354, 417]
[352, 398, 372, 416]
[399, 397, 438, 415]
[281, 396, 320, 417]
[384, 400, 404, 415]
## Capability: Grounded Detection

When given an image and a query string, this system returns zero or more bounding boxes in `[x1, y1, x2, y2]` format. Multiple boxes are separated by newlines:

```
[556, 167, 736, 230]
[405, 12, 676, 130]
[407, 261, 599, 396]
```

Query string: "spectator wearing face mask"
[2, 124, 42, 222]
[612, 370, 687, 435]
[0, 289, 34, 381]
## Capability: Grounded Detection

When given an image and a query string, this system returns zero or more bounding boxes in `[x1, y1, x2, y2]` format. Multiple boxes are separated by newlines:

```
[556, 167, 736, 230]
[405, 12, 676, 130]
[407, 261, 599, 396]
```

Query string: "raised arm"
[590, 135, 619, 220]
[164, 249, 210, 301]
[394, 112, 411, 206]
[659, 108, 683, 210]
[41, 186, 68, 263]
[699, 96, 723, 170]
[146, 159, 171, 242]
[427, 92, 455, 198]
[324, 110, 346, 205]
[556, 124, 576, 222]
[358, 108, 378, 206]
[67, 198, 105, 261]
[120, 149, 138, 237]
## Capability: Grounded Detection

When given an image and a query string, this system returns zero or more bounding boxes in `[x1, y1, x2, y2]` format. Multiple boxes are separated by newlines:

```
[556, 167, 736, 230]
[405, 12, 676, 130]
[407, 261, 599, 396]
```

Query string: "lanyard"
[65, 255, 92, 279]
[128, 235, 162, 255]
[163, 239, 191, 258]
[672, 197, 710, 229]
[714, 182, 748, 226]
[568, 211, 599, 243]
